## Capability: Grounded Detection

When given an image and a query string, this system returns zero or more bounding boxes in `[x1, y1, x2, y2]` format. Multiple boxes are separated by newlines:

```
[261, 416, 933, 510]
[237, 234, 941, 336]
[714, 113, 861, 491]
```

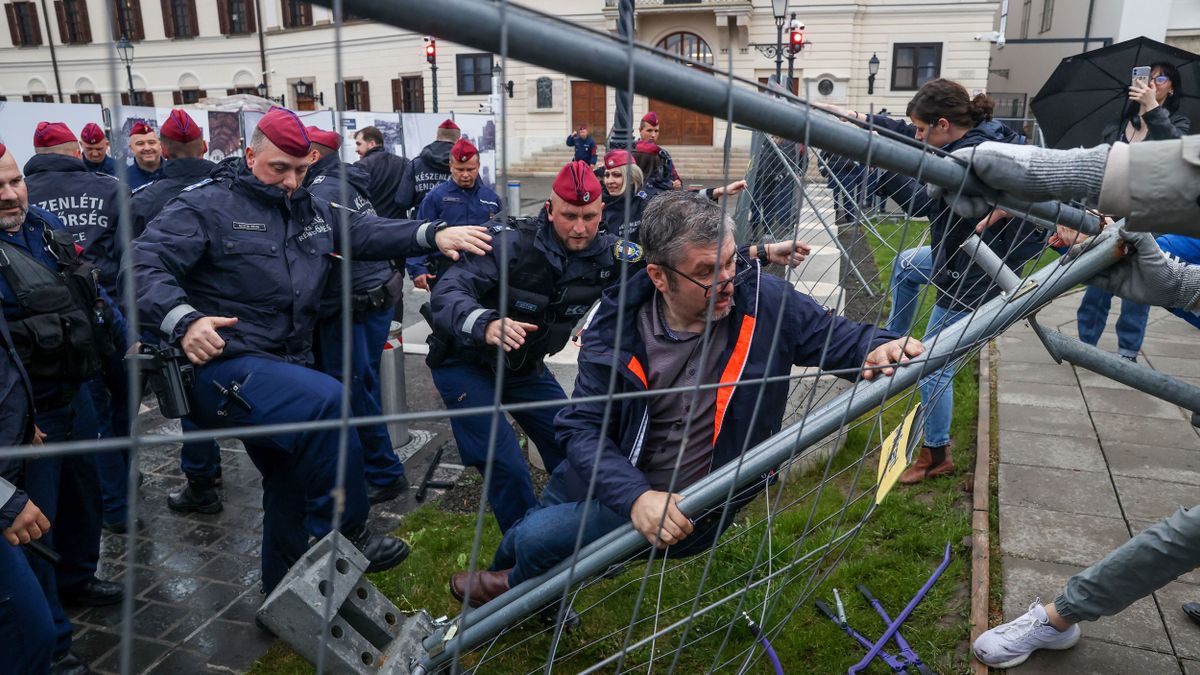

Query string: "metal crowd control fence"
[5, 0, 1199, 673]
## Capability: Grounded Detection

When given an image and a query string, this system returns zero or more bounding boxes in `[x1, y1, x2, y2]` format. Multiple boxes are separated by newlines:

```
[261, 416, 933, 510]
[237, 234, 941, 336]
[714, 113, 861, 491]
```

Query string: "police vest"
[0, 227, 111, 406]
[479, 217, 610, 373]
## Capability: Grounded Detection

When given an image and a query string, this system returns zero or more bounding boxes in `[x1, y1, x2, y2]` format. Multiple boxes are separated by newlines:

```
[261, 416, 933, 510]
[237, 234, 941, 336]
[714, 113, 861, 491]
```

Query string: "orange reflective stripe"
[713, 315, 756, 444]
[627, 355, 648, 388]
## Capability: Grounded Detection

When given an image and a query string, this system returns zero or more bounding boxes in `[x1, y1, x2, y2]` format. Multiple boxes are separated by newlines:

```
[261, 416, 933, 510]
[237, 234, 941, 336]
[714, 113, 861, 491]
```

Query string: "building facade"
[0, 0, 999, 159]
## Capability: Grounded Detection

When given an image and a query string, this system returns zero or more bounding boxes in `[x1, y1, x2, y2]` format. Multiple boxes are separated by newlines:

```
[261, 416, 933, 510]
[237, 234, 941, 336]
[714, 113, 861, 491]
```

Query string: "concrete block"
[1112, 476, 1200, 522]
[998, 380, 1087, 412]
[999, 504, 1129, 569]
[998, 403, 1095, 438]
[1092, 413, 1200, 451]
[1081, 387, 1187, 421]
[1105, 442, 1200, 485]
[1153, 582, 1200, 660]
[1007, 636, 1177, 674]
[1001, 361, 1078, 386]
[998, 464, 1120, 518]
[999, 430, 1106, 473]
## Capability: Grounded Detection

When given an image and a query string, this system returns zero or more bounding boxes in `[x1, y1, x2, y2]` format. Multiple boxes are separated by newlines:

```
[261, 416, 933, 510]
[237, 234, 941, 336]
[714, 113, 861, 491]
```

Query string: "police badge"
[613, 239, 643, 263]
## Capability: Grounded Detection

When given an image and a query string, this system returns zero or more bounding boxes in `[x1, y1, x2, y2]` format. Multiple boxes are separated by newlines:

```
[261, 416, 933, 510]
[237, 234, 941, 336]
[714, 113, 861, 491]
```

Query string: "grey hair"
[249, 127, 269, 154]
[640, 190, 734, 267]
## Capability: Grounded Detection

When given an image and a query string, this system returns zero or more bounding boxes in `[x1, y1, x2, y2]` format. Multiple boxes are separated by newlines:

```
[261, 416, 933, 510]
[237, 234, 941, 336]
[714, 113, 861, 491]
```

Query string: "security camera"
[974, 31, 1005, 46]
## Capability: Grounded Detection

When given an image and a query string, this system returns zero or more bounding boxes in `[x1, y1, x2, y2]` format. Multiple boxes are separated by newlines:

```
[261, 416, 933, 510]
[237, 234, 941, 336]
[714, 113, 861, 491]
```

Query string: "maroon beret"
[450, 138, 478, 163]
[438, 118, 460, 130]
[257, 107, 311, 158]
[634, 140, 661, 155]
[641, 111, 659, 126]
[33, 121, 77, 148]
[603, 149, 632, 169]
[160, 109, 203, 143]
[552, 160, 602, 206]
[305, 125, 341, 150]
[129, 120, 156, 137]
[0, 143, 7, 159]
[80, 123, 106, 144]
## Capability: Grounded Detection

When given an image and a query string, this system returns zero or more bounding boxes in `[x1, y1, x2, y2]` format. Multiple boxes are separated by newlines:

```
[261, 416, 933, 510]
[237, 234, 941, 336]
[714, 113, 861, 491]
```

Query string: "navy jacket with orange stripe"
[552, 262, 900, 518]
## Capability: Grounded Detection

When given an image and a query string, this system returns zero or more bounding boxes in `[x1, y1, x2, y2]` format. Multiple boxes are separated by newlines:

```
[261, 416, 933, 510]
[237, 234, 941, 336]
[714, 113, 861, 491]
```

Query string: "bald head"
[0, 151, 29, 231]
[34, 141, 81, 158]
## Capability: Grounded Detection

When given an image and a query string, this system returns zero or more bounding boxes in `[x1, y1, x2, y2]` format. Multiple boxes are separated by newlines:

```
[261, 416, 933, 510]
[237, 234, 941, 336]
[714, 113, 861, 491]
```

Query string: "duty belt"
[350, 272, 403, 316]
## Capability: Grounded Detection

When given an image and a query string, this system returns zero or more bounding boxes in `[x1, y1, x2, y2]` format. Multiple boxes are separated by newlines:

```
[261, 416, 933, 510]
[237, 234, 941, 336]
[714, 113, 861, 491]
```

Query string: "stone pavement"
[995, 289, 1200, 673]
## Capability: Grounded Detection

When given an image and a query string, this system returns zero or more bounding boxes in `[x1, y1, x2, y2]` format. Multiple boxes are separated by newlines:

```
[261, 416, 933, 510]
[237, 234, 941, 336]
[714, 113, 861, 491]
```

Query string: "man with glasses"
[448, 189, 925, 618]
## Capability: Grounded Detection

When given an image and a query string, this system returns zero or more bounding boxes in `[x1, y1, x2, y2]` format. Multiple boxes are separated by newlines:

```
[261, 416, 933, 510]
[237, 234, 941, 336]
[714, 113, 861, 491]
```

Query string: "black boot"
[167, 478, 222, 514]
[345, 524, 411, 573]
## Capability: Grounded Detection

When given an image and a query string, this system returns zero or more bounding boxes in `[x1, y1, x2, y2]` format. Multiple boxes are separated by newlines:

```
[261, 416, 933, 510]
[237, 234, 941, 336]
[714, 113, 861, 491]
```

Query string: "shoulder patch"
[182, 178, 215, 192]
[131, 181, 155, 194]
[613, 239, 643, 263]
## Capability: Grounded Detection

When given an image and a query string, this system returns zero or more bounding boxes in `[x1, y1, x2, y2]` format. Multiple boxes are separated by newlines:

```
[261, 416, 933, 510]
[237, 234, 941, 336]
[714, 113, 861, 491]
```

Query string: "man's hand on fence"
[1088, 228, 1200, 311]
[631, 490, 693, 549]
[861, 337, 926, 380]
[765, 239, 812, 267]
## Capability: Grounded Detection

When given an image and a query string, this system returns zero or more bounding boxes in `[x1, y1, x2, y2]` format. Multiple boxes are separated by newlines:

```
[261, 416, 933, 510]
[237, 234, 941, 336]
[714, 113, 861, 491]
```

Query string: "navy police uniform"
[395, 139, 452, 218]
[126, 159, 165, 190]
[407, 179, 502, 288]
[600, 186, 648, 242]
[132, 160, 443, 591]
[83, 154, 117, 175]
[355, 145, 410, 220]
[306, 152, 408, 492]
[427, 212, 625, 532]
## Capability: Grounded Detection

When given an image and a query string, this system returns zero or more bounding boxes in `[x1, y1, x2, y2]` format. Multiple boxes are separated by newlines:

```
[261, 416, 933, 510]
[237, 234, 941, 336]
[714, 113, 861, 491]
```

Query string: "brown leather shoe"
[899, 445, 955, 485]
[449, 569, 512, 608]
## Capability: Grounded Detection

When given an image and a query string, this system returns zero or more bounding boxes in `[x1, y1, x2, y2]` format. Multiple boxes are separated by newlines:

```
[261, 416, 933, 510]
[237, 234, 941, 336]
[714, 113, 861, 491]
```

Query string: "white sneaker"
[973, 599, 1082, 668]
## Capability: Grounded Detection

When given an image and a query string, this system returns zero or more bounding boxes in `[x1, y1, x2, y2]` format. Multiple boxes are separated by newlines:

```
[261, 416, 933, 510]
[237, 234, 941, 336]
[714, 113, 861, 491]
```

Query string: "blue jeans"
[188, 355, 371, 592]
[316, 308, 405, 487]
[430, 361, 567, 532]
[492, 472, 730, 587]
[919, 304, 970, 449]
[0, 539, 55, 671]
[1076, 285, 1149, 359]
[887, 246, 934, 335]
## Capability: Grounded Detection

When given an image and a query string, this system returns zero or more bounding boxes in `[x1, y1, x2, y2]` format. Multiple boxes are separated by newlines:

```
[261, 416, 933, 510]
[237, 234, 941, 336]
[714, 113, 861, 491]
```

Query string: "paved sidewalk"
[995, 290, 1200, 673]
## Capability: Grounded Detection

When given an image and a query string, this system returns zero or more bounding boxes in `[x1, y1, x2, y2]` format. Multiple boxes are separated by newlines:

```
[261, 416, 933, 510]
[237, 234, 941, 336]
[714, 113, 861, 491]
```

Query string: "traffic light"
[425, 37, 437, 65]
[789, 24, 805, 53]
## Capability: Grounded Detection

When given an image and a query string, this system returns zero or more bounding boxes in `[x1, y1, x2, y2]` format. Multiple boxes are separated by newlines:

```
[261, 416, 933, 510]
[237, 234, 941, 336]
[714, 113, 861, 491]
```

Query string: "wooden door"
[648, 99, 712, 145]
[570, 81, 607, 144]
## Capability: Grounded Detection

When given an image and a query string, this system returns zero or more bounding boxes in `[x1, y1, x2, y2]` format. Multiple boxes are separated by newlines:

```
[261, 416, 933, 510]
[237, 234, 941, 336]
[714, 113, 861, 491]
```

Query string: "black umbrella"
[1030, 36, 1200, 149]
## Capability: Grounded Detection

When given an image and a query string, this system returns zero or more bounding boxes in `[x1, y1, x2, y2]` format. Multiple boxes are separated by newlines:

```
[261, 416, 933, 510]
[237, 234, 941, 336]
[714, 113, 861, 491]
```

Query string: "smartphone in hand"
[1132, 66, 1151, 88]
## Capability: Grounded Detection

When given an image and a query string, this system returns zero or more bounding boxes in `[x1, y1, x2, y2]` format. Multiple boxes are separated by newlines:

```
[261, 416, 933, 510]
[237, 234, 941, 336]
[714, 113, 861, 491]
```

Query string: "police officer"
[131, 107, 492, 593]
[407, 138, 502, 291]
[427, 160, 626, 533]
[0, 306, 61, 675]
[23, 121, 124, 294]
[126, 120, 165, 189]
[80, 123, 116, 175]
[353, 125, 409, 220]
[307, 124, 409, 504]
[0, 142, 124, 672]
[638, 111, 682, 189]
[600, 149, 649, 241]
[395, 118, 459, 219]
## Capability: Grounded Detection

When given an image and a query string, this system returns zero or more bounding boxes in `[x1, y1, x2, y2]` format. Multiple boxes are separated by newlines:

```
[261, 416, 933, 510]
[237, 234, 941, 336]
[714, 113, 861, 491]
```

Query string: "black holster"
[127, 344, 194, 418]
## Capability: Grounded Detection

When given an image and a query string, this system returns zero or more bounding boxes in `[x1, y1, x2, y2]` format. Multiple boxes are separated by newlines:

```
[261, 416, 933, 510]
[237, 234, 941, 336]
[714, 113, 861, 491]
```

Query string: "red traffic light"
[425, 38, 436, 64]
[789, 29, 805, 52]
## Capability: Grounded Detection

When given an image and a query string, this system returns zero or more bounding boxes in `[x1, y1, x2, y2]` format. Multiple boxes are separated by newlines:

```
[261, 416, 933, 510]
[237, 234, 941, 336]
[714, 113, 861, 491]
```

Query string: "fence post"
[380, 322, 410, 448]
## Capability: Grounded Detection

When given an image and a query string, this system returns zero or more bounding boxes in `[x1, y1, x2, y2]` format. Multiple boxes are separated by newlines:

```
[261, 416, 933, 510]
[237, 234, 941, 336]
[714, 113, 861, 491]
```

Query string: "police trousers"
[189, 355, 371, 592]
[0, 539, 55, 674]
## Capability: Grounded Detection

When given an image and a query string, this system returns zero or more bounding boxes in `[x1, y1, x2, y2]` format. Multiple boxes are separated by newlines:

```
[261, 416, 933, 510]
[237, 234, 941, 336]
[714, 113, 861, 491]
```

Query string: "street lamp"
[116, 36, 135, 105]
[867, 52, 880, 96]
[770, 0, 787, 82]
[606, 0, 635, 149]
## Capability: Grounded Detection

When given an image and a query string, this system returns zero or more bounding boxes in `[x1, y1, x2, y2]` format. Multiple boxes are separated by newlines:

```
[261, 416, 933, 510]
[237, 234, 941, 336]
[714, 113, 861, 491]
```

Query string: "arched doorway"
[649, 31, 714, 145]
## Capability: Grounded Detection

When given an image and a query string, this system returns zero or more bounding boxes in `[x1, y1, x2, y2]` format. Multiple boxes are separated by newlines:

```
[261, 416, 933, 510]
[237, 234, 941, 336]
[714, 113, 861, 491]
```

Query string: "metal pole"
[430, 62, 438, 113]
[786, 51, 795, 94]
[125, 62, 135, 104]
[507, 180, 521, 216]
[774, 19, 784, 82]
[414, 229, 1124, 669]
[307, 0, 1101, 236]
[607, 0, 635, 149]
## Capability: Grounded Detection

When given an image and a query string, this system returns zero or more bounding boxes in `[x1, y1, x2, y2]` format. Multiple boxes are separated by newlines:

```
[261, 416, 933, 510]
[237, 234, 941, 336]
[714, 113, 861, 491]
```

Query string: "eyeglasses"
[1153, 75, 1170, 85]
[657, 253, 753, 297]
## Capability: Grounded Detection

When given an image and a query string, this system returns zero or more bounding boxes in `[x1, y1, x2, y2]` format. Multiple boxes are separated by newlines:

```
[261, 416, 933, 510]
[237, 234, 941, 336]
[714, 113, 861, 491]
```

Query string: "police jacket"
[395, 140, 452, 216]
[355, 145, 410, 220]
[132, 161, 441, 364]
[0, 313, 34, 531]
[304, 152, 399, 318]
[23, 153, 125, 293]
[130, 156, 218, 238]
[407, 179, 502, 278]
[872, 117, 1043, 312]
[600, 186, 648, 242]
[84, 155, 117, 175]
[566, 134, 597, 165]
[551, 263, 900, 518]
[429, 212, 622, 374]
[127, 159, 165, 190]
[0, 206, 124, 407]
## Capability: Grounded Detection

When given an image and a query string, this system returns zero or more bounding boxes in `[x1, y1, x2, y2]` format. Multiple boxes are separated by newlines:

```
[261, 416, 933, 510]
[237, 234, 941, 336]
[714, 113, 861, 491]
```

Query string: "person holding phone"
[1074, 62, 1190, 363]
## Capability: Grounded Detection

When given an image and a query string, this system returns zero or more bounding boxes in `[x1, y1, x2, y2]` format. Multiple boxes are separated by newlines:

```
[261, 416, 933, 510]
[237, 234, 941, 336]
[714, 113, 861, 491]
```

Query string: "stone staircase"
[509, 143, 753, 181]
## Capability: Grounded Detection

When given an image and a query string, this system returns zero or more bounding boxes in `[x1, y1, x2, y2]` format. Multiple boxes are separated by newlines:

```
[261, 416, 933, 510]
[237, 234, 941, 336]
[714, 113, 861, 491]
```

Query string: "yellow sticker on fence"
[876, 406, 921, 505]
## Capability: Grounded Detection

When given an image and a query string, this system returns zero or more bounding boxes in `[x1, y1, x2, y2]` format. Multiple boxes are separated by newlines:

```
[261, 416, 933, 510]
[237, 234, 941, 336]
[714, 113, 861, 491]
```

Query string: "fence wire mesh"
[0, 0, 1149, 673]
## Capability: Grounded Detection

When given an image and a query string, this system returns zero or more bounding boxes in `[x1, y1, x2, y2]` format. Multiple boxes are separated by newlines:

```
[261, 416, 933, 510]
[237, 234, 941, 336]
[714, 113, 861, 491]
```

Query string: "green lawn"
[252, 216, 982, 674]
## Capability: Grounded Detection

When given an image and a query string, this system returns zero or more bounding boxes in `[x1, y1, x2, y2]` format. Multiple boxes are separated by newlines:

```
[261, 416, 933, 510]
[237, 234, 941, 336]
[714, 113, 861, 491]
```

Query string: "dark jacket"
[566, 134, 597, 165]
[0, 311, 35, 531]
[127, 159, 165, 190]
[1101, 105, 1191, 143]
[407, 179, 503, 279]
[551, 263, 899, 517]
[304, 152, 399, 317]
[130, 156, 218, 238]
[23, 153, 126, 294]
[872, 117, 1043, 311]
[601, 186, 648, 241]
[395, 140, 453, 217]
[132, 160, 439, 364]
[355, 145, 410, 220]
[429, 212, 620, 373]
[84, 154, 117, 175]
